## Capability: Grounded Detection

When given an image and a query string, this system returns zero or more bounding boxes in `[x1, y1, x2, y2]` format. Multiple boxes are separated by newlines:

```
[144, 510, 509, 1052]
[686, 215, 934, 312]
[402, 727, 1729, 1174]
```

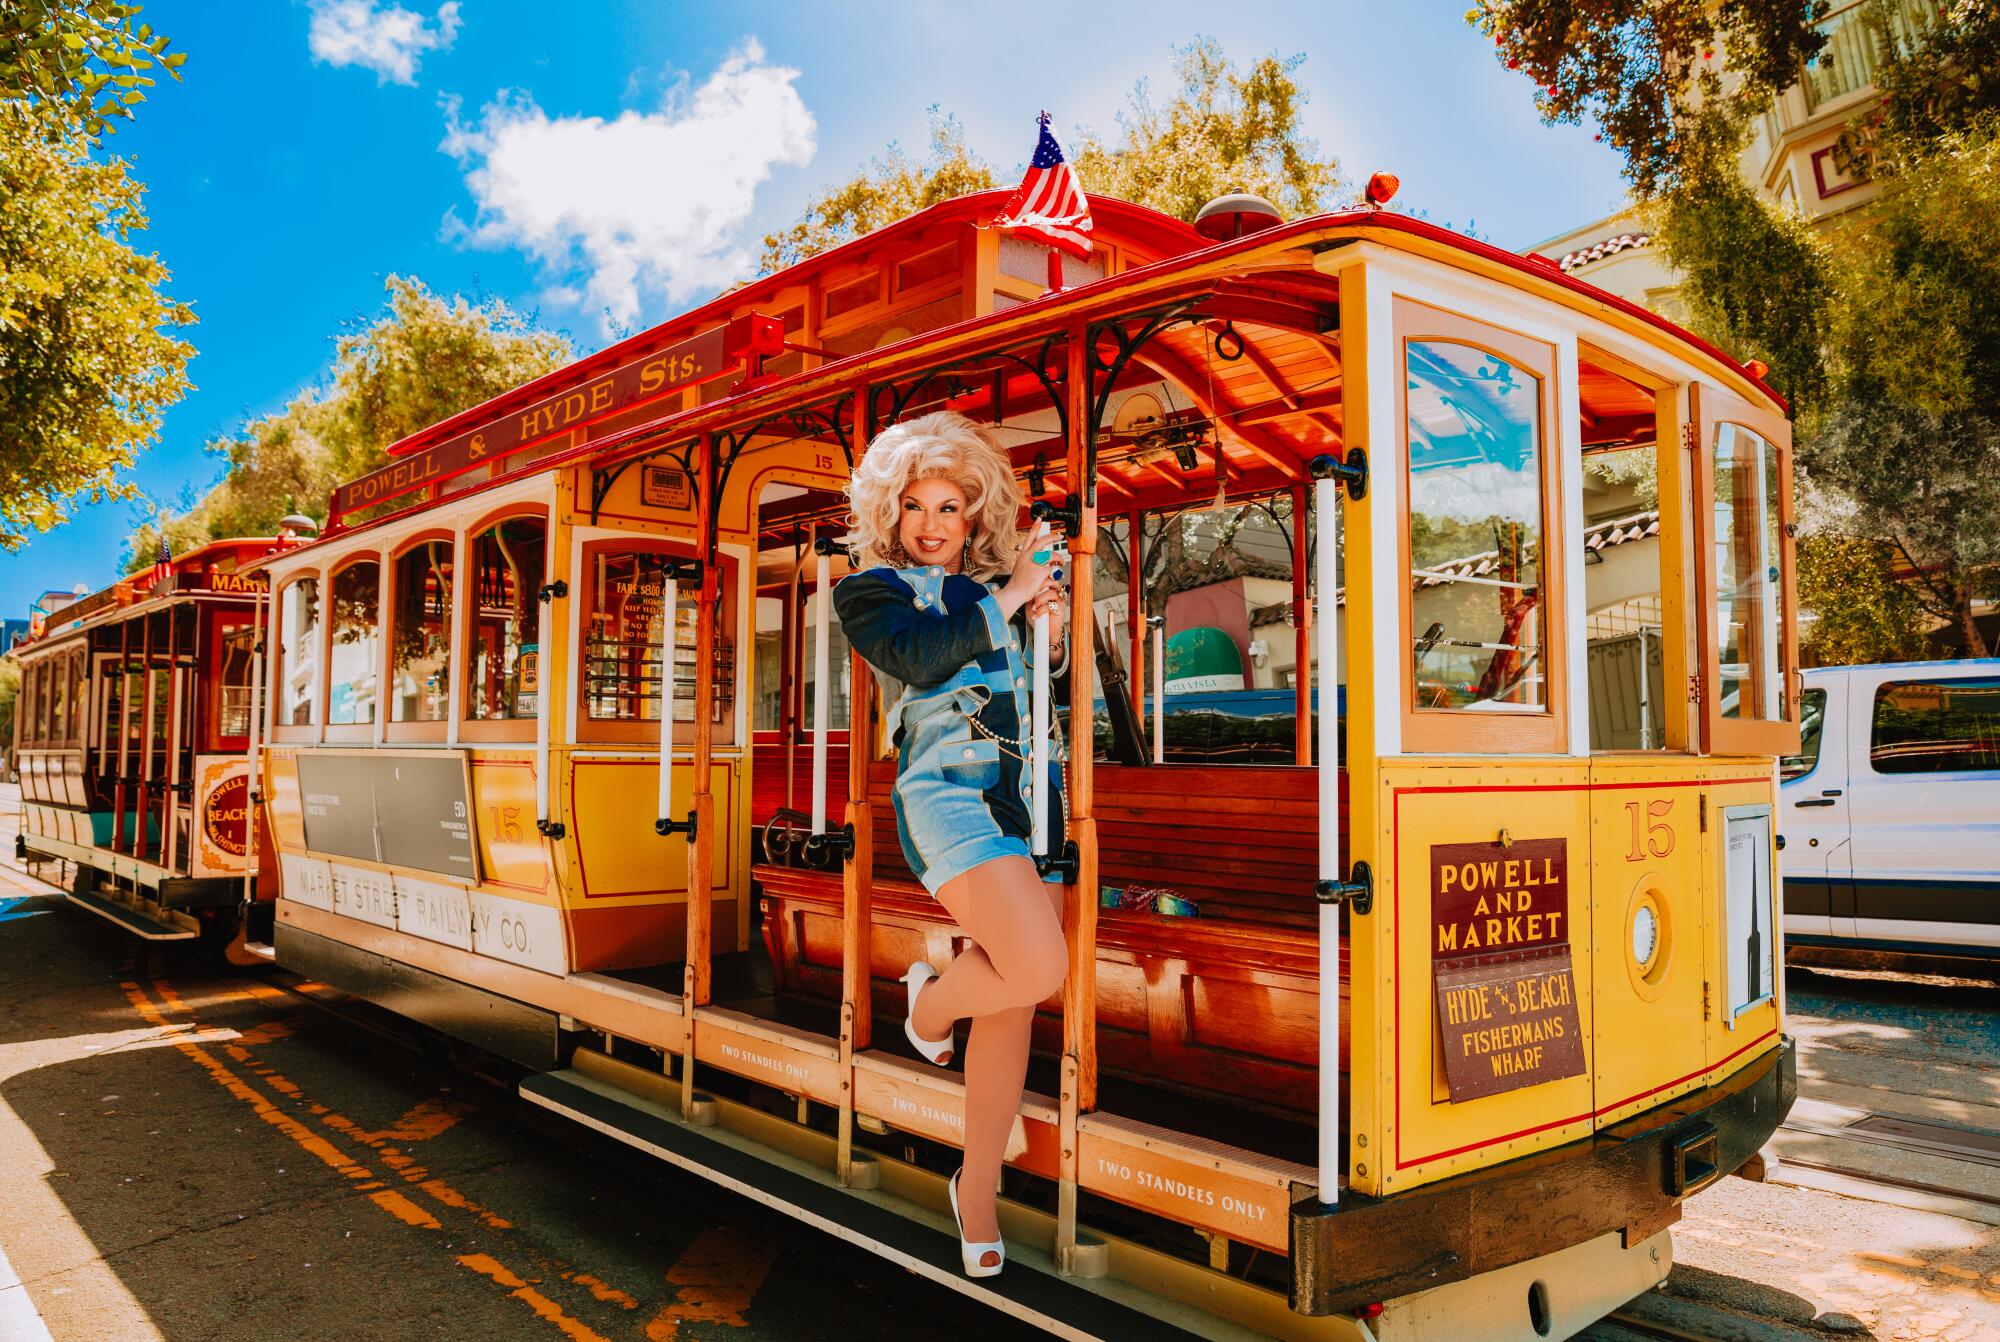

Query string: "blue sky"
[1, 0, 1629, 606]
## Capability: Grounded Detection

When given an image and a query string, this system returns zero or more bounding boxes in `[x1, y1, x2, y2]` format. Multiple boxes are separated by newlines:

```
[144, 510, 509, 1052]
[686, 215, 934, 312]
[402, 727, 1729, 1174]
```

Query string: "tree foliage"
[759, 37, 1342, 272]
[1796, 534, 1929, 664]
[0, 106, 193, 551]
[1, 1, 184, 145]
[124, 277, 573, 571]
[1848, 0, 2000, 175]
[1068, 38, 1342, 223]
[1646, 110, 1832, 412]
[1467, 0, 1827, 196]
[759, 111, 994, 273]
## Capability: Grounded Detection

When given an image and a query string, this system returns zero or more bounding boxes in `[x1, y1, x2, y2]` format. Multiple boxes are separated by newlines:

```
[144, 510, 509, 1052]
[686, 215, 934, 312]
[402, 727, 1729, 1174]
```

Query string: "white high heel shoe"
[900, 961, 954, 1066]
[949, 1166, 1005, 1278]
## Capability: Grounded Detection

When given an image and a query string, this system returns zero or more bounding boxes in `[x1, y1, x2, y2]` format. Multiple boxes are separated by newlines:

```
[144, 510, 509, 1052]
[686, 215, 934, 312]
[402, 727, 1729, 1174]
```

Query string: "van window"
[1870, 678, 2000, 775]
[1780, 688, 1828, 781]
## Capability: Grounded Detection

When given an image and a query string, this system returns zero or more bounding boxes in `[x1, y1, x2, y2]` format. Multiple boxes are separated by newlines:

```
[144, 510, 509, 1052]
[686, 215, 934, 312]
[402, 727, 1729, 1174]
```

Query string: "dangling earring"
[961, 538, 971, 574]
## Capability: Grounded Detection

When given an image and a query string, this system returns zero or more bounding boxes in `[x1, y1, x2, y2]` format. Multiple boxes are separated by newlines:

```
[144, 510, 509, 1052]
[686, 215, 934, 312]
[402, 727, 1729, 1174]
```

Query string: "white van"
[1780, 659, 2000, 965]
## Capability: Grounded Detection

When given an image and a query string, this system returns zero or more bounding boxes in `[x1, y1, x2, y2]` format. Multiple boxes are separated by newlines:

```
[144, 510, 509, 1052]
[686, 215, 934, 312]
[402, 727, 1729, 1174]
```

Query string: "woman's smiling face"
[898, 475, 971, 570]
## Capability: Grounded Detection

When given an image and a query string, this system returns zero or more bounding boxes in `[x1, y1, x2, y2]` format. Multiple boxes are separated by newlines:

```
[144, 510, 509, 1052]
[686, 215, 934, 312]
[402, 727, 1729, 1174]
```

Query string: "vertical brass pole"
[1057, 326, 1099, 1272]
[838, 389, 877, 1185]
[682, 434, 718, 1116]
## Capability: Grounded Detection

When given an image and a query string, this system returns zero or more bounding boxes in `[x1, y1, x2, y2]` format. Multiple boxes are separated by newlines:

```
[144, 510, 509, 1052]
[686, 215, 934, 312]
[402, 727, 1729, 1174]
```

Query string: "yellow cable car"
[249, 188, 1798, 1340]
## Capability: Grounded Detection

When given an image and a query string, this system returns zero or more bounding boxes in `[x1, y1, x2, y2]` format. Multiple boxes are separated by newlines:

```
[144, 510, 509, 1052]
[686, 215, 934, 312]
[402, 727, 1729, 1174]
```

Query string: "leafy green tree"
[760, 37, 1342, 272]
[1, 106, 193, 551]
[1844, 0, 2000, 175]
[1466, 0, 1826, 196]
[1069, 37, 1342, 223]
[1, 1, 184, 144]
[1796, 534, 1929, 664]
[123, 277, 573, 570]
[760, 110, 994, 273]
[0, 654, 20, 756]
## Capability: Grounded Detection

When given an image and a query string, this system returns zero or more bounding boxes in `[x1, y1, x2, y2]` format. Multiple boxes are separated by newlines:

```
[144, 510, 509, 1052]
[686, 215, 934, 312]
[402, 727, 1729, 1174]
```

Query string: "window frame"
[458, 505, 549, 743]
[1690, 384, 1800, 757]
[573, 536, 738, 748]
[271, 572, 324, 741]
[1395, 297, 1569, 754]
[322, 552, 384, 741]
[385, 528, 457, 741]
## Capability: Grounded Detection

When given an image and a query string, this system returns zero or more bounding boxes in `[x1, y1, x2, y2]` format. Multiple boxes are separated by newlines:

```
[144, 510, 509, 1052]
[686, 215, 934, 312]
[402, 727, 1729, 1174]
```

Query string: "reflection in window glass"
[1781, 688, 1828, 781]
[281, 578, 320, 726]
[328, 561, 381, 725]
[801, 588, 851, 734]
[754, 594, 785, 733]
[1713, 424, 1784, 721]
[1870, 678, 2000, 775]
[392, 541, 453, 722]
[1583, 440, 1666, 749]
[1406, 340, 1546, 712]
[467, 517, 545, 720]
[585, 552, 696, 722]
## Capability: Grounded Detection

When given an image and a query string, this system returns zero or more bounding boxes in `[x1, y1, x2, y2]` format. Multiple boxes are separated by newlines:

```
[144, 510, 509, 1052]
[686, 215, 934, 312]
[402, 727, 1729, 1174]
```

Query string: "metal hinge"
[1702, 980, 1711, 1021]
[1699, 795, 1709, 833]
[1682, 423, 1699, 454]
[1688, 675, 1703, 706]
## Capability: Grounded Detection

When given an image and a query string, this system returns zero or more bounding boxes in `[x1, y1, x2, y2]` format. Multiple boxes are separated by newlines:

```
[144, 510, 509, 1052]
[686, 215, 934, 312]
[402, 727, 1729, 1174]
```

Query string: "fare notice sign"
[1430, 837, 1586, 1102]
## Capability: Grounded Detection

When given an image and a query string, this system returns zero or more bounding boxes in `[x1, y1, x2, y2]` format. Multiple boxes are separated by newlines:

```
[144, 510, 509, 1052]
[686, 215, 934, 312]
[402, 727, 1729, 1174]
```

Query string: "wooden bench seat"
[756, 762, 1349, 1114]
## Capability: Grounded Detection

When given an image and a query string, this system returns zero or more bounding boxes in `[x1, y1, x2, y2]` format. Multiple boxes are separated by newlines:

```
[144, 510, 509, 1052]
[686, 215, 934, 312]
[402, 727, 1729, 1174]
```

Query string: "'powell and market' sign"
[1430, 837, 1586, 1102]
[331, 314, 783, 522]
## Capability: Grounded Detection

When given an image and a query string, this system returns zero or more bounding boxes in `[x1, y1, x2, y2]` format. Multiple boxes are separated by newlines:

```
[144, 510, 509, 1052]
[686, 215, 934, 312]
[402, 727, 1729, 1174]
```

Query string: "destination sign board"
[331, 313, 783, 521]
[295, 748, 480, 883]
[1429, 836, 1585, 1101]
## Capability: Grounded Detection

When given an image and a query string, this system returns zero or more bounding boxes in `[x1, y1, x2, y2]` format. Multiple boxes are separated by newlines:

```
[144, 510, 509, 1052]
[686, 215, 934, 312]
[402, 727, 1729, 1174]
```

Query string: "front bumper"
[1290, 1036, 1797, 1314]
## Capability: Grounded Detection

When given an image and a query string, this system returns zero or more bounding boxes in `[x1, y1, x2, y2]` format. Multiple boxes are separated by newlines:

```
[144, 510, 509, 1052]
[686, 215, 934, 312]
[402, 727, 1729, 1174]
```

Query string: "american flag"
[992, 112, 1093, 259]
[150, 530, 170, 588]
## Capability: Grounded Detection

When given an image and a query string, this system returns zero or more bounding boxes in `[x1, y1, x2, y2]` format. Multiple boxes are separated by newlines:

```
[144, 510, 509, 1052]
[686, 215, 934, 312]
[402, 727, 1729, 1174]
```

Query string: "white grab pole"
[1315, 473, 1342, 1206]
[1031, 607, 1050, 856]
[657, 573, 681, 824]
[1151, 618, 1165, 764]
[810, 546, 831, 835]
[241, 592, 267, 906]
[534, 579, 553, 825]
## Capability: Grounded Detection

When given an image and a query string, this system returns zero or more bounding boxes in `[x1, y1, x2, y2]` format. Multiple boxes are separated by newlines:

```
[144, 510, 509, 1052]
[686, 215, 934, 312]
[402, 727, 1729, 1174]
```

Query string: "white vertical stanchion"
[1314, 471, 1342, 1207]
[1031, 606, 1051, 856]
[657, 573, 682, 825]
[1151, 617, 1165, 765]
[534, 579, 553, 826]
[810, 545, 831, 835]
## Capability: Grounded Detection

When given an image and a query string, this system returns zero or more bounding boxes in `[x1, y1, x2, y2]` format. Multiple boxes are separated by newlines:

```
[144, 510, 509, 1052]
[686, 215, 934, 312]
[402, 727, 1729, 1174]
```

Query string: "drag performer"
[833, 411, 1068, 1278]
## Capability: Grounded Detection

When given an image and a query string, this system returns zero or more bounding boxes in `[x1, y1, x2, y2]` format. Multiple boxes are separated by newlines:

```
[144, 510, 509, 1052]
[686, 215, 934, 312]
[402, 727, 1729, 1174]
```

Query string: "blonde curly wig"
[846, 411, 1025, 580]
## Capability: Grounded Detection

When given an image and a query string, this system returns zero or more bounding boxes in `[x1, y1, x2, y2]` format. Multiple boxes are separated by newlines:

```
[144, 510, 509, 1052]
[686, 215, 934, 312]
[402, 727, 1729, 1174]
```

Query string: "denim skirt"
[891, 687, 1063, 894]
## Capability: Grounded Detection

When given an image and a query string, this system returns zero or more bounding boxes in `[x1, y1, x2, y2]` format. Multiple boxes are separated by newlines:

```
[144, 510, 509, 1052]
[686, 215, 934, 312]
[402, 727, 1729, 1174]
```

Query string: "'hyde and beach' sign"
[1430, 837, 1586, 1102]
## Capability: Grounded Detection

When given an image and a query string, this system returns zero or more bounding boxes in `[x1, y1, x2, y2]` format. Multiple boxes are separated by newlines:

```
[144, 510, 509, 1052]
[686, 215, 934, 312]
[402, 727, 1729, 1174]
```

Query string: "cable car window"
[1711, 424, 1785, 722]
[1406, 340, 1548, 714]
[1870, 678, 2000, 775]
[754, 594, 785, 733]
[327, 560, 381, 725]
[584, 551, 696, 723]
[218, 620, 256, 737]
[279, 578, 321, 726]
[467, 516, 546, 721]
[390, 539, 453, 723]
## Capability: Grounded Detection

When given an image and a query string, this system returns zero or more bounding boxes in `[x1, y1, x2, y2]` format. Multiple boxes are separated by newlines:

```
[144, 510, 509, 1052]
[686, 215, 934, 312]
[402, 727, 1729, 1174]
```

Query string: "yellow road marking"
[457, 1255, 615, 1342]
[645, 1227, 775, 1339]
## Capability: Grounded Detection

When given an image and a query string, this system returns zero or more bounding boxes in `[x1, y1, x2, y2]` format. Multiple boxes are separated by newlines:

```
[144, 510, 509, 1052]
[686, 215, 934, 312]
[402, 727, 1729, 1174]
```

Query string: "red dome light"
[1365, 172, 1401, 207]
[1746, 358, 1770, 380]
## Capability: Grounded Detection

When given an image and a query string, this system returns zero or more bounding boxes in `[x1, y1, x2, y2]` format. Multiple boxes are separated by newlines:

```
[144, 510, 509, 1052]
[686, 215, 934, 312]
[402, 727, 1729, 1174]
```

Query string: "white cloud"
[440, 41, 816, 334]
[308, 0, 461, 86]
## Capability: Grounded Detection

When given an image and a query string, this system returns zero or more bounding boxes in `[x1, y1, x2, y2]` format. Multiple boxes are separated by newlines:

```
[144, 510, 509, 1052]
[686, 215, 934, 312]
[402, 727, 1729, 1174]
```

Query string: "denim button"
[1015, 677, 1025, 687]
[929, 566, 942, 576]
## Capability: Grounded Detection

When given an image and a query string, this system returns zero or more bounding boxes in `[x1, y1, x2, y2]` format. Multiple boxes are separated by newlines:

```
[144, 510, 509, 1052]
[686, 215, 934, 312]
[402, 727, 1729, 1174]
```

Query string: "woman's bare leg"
[912, 855, 1067, 1250]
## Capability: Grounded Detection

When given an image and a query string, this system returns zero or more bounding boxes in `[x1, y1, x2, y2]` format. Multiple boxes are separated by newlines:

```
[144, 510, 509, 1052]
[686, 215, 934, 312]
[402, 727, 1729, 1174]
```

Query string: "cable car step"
[64, 886, 199, 941]
[241, 940, 277, 961]
[521, 1066, 1264, 1342]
